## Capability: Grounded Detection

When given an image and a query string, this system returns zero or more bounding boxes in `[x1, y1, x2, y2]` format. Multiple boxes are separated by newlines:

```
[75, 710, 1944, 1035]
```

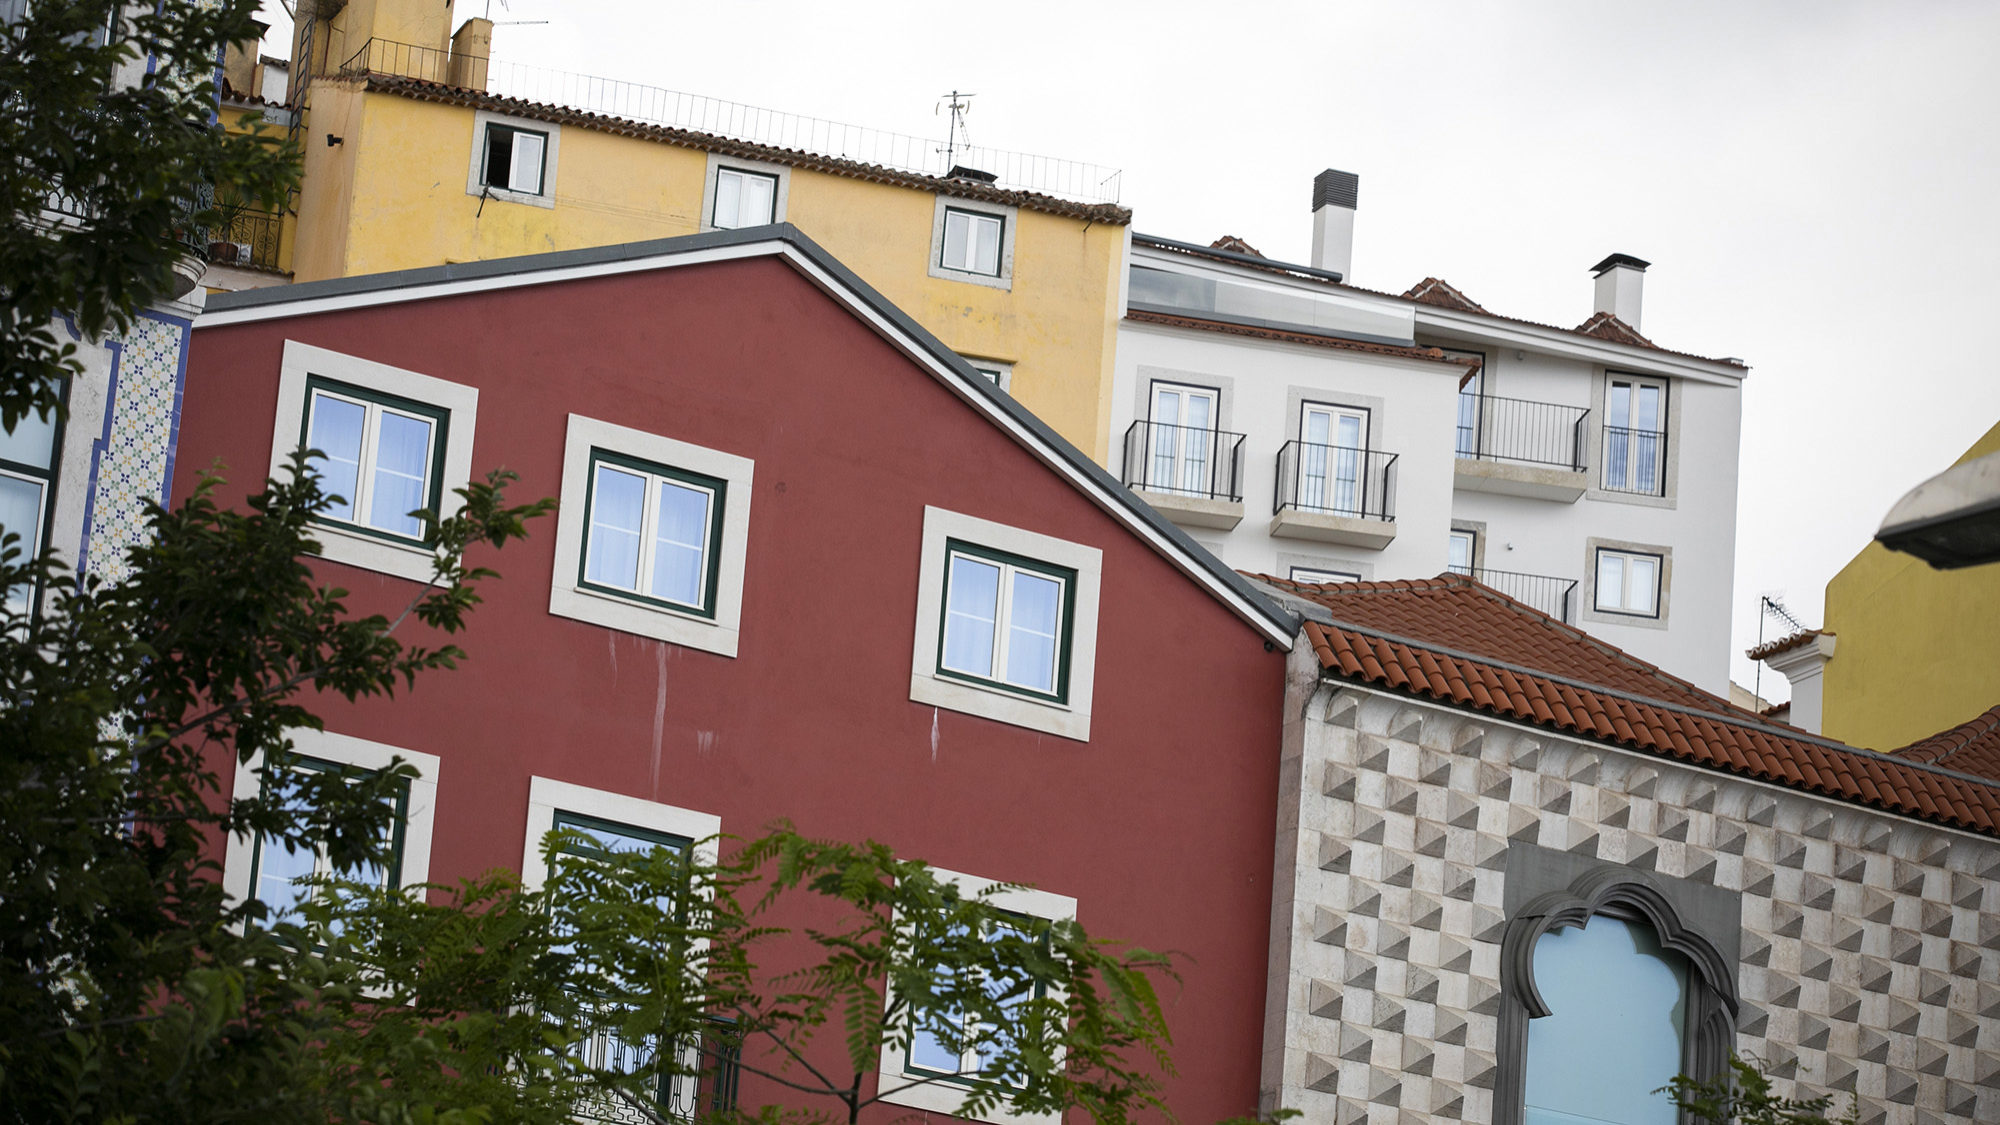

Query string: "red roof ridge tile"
[1574, 310, 1656, 348]
[1402, 277, 1488, 313]
[1745, 628, 1831, 662]
[359, 74, 1133, 226]
[1209, 234, 1264, 257]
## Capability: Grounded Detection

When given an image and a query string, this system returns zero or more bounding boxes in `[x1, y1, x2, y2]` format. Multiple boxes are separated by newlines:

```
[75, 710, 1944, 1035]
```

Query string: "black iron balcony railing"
[206, 207, 284, 272]
[1121, 419, 1246, 503]
[1274, 442, 1398, 522]
[1600, 425, 1668, 496]
[1455, 393, 1590, 471]
[572, 1016, 741, 1124]
[1452, 566, 1578, 622]
[35, 176, 214, 258]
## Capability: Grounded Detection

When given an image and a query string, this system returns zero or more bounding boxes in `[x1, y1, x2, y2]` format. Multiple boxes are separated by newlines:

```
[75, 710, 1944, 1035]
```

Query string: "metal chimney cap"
[1590, 252, 1651, 276]
[1312, 169, 1359, 212]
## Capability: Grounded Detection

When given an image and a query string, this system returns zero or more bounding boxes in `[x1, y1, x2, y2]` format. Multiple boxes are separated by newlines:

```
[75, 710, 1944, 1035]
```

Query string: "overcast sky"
[263, 1, 2000, 699]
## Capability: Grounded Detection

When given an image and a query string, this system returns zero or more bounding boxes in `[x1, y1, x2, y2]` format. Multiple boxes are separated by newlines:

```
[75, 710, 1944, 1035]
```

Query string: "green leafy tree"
[1663, 1055, 1860, 1125]
[1, 0, 294, 429]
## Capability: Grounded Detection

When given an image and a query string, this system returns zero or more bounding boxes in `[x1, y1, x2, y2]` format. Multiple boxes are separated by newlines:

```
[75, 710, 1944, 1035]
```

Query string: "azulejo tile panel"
[83, 312, 187, 586]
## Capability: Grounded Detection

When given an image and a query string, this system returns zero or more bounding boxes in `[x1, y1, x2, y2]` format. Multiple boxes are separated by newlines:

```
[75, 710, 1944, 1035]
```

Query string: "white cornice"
[1413, 305, 1749, 385]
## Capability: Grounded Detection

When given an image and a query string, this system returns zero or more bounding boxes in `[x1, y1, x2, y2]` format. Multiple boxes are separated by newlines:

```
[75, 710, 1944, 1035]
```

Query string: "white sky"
[262, 1, 2000, 700]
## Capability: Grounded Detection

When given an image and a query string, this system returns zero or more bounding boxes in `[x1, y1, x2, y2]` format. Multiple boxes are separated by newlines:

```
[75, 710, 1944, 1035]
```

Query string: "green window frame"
[902, 911, 1052, 1088]
[299, 374, 450, 548]
[577, 448, 728, 619]
[936, 539, 1077, 705]
[246, 755, 410, 918]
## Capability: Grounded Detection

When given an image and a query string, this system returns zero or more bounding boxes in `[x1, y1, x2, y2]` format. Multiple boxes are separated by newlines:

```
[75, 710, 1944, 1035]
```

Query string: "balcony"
[1455, 567, 1578, 623]
[1121, 420, 1246, 530]
[572, 1016, 741, 1124]
[1600, 425, 1668, 497]
[1453, 393, 1591, 502]
[1271, 442, 1398, 549]
[206, 207, 285, 274]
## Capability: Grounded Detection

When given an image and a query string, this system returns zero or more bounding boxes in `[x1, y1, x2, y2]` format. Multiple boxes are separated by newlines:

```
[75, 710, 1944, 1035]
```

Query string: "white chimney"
[1752, 631, 1836, 735]
[1311, 169, 1359, 280]
[1590, 253, 1649, 330]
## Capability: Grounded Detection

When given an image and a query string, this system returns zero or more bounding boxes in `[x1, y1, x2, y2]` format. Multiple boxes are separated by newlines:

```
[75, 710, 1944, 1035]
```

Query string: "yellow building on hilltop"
[1820, 419, 2000, 750]
[234, 0, 1130, 458]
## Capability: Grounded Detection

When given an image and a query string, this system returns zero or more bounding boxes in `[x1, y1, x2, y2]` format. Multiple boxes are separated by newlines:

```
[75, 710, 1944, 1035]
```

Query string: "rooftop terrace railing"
[337, 39, 1124, 205]
[1452, 566, 1578, 623]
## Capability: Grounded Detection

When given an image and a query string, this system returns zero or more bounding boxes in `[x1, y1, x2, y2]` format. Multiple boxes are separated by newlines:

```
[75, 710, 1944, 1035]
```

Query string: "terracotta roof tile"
[1574, 310, 1656, 348]
[1254, 572, 2000, 837]
[1893, 704, 2000, 783]
[1402, 277, 1488, 313]
[1209, 235, 1265, 257]
[1745, 629, 1831, 662]
[1124, 309, 1479, 367]
[360, 75, 1132, 226]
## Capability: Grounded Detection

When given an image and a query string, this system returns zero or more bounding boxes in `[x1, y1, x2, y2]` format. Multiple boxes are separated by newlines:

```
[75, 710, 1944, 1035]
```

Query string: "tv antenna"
[1751, 593, 1809, 707]
[483, 0, 547, 25]
[936, 90, 975, 170]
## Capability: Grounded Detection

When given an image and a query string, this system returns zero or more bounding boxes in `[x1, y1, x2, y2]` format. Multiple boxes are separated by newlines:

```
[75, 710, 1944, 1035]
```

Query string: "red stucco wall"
[181, 254, 1286, 1125]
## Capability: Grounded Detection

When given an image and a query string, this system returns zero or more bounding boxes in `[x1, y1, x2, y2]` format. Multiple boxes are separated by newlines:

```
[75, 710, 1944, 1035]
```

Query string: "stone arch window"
[1495, 849, 1740, 1125]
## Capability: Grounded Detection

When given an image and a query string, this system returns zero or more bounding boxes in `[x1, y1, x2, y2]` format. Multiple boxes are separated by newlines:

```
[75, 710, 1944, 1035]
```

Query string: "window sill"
[1131, 488, 1244, 531]
[310, 519, 442, 584]
[927, 263, 1013, 291]
[1269, 509, 1397, 550]
[910, 671, 1087, 742]
[468, 184, 555, 210]
[550, 580, 740, 657]
[1454, 458, 1588, 503]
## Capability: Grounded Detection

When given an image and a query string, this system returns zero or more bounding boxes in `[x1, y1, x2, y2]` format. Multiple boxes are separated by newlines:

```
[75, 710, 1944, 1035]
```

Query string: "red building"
[182, 227, 1298, 1124]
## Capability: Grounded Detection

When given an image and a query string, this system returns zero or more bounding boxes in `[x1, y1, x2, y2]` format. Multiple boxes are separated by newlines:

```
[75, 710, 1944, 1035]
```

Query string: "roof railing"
[1451, 566, 1579, 623]
[336, 39, 1123, 205]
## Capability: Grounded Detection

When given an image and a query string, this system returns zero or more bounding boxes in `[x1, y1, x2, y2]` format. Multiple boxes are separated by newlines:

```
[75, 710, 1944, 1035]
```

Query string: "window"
[1449, 529, 1477, 576]
[941, 208, 1003, 275]
[1602, 376, 1667, 495]
[221, 729, 439, 913]
[929, 198, 1016, 290]
[1289, 566, 1359, 585]
[580, 450, 726, 618]
[1523, 914, 1688, 1125]
[1441, 348, 1487, 458]
[549, 414, 754, 657]
[711, 167, 778, 229]
[1297, 402, 1369, 516]
[939, 542, 1074, 702]
[1144, 382, 1219, 497]
[271, 342, 480, 584]
[910, 507, 1102, 742]
[0, 399, 61, 616]
[1594, 548, 1661, 617]
[962, 358, 1012, 393]
[877, 867, 1076, 1125]
[302, 377, 448, 544]
[482, 124, 548, 195]
[464, 110, 560, 207]
[248, 755, 407, 920]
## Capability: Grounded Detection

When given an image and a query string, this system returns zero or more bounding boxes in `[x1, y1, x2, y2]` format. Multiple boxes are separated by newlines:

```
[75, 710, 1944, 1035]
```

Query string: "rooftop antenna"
[1752, 593, 1808, 707]
[483, 0, 548, 25]
[936, 90, 974, 171]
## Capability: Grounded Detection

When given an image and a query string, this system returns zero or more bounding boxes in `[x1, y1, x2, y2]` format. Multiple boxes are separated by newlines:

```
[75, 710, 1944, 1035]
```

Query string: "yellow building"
[1820, 419, 2000, 750]
[248, 0, 1130, 459]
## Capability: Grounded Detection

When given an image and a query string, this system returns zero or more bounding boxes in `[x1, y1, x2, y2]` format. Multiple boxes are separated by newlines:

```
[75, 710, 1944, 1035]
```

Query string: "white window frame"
[464, 109, 561, 209]
[301, 381, 444, 545]
[220, 728, 441, 909]
[550, 414, 754, 658]
[1448, 528, 1478, 576]
[875, 865, 1076, 1125]
[910, 506, 1101, 742]
[1601, 374, 1668, 494]
[1297, 401, 1370, 516]
[928, 196, 1017, 291]
[960, 356, 1013, 393]
[702, 158, 786, 231]
[1593, 548, 1663, 617]
[1144, 381, 1221, 498]
[269, 341, 479, 584]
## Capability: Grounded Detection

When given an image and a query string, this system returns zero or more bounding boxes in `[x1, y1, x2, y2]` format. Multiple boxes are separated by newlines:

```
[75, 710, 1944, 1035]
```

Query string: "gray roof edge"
[200, 224, 1301, 641]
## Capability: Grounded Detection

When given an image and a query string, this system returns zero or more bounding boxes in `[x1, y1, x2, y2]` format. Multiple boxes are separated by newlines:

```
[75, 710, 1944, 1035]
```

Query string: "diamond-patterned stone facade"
[1264, 676, 2000, 1125]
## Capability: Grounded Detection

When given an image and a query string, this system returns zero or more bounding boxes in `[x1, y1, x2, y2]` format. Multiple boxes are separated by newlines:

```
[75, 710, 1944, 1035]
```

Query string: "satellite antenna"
[936, 91, 974, 171]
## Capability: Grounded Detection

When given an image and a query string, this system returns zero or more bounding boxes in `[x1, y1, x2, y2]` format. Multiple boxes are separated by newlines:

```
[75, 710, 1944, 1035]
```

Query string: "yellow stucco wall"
[1822, 419, 2000, 750]
[289, 91, 1124, 460]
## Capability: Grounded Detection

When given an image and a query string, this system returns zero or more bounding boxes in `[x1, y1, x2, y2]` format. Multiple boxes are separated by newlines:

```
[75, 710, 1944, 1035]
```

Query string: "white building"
[1109, 170, 1746, 692]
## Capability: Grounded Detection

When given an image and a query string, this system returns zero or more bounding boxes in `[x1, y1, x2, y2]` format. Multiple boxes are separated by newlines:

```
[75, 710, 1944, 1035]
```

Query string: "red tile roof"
[1209, 235, 1265, 257]
[1256, 573, 2000, 837]
[360, 75, 1132, 226]
[1575, 310, 1656, 348]
[1403, 277, 1488, 314]
[1124, 309, 1479, 368]
[1745, 629, 1831, 662]
[1893, 704, 2000, 783]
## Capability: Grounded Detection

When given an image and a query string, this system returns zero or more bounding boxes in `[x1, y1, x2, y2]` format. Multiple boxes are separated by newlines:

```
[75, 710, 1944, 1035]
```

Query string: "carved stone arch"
[1494, 845, 1742, 1125]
